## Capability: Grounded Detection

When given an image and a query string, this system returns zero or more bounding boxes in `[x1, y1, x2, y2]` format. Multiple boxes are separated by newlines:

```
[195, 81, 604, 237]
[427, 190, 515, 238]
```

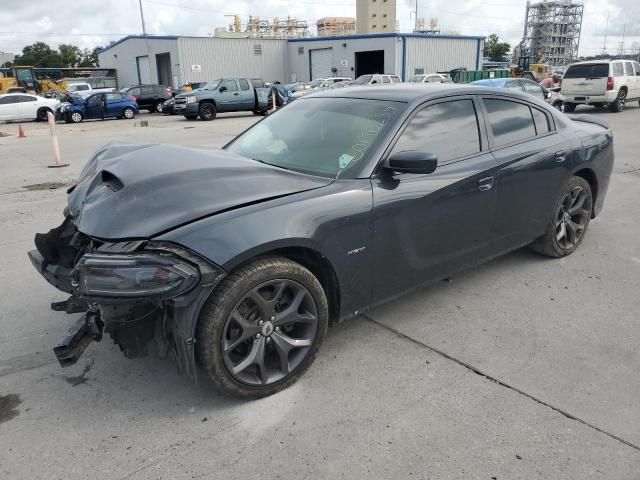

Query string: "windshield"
[226, 98, 403, 178]
[309, 79, 324, 88]
[564, 63, 609, 79]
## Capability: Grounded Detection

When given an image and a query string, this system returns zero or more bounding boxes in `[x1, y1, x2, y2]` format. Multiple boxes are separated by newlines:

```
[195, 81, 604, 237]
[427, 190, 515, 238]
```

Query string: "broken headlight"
[75, 251, 200, 300]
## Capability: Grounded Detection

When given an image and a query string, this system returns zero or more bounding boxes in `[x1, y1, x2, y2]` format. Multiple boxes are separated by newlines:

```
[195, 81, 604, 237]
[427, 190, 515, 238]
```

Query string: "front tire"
[198, 102, 216, 121]
[529, 176, 593, 258]
[609, 89, 627, 112]
[196, 257, 329, 398]
[67, 111, 83, 123]
[155, 101, 164, 113]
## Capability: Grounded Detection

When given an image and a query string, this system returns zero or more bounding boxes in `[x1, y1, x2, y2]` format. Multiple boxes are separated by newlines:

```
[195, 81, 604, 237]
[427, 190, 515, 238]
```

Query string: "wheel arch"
[573, 167, 598, 217]
[222, 243, 341, 325]
[199, 98, 217, 109]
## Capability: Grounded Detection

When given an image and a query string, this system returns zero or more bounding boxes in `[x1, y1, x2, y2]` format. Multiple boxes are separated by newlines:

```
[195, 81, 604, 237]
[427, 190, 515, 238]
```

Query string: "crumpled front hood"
[68, 143, 332, 240]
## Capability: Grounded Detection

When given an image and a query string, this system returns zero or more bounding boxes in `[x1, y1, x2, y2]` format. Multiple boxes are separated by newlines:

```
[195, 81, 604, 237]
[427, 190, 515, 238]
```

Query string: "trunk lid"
[561, 63, 610, 95]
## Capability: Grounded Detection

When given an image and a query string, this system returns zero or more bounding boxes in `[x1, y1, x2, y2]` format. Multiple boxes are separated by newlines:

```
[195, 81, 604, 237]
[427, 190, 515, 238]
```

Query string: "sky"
[0, 0, 638, 58]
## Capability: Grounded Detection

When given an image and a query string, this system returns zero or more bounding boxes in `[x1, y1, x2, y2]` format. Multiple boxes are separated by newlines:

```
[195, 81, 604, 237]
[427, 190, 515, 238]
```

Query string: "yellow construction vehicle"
[509, 56, 552, 82]
[0, 66, 68, 95]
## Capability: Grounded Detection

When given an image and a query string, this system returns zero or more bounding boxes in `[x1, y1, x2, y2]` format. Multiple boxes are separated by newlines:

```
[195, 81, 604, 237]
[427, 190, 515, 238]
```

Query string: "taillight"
[129, 95, 136, 101]
[607, 77, 614, 90]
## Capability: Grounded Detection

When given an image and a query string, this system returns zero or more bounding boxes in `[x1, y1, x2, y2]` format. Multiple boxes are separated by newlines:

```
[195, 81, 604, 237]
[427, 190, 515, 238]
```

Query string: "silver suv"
[561, 59, 640, 112]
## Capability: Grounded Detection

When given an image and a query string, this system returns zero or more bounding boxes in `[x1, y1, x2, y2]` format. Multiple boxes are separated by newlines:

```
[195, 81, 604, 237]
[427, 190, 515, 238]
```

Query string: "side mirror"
[219, 86, 227, 92]
[545, 90, 552, 99]
[387, 151, 438, 174]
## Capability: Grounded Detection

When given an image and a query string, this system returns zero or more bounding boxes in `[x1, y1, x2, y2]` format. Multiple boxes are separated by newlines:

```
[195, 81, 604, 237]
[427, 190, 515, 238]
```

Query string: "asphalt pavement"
[0, 106, 639, 479]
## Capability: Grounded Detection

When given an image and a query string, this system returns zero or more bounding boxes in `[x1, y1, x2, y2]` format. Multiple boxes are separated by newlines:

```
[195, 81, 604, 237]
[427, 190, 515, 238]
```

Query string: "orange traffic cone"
[18, 124, 25, 138]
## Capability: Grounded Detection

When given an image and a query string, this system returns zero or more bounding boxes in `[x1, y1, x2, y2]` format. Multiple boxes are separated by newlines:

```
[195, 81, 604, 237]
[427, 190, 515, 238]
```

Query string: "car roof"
[0, 93, 36, 97]
[568, 60, 617, 65]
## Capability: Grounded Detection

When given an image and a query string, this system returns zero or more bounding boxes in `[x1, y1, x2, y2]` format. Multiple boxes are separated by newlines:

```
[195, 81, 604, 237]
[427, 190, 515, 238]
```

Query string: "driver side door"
[216, 80, 242, 112]
[372, 96, 500, 301]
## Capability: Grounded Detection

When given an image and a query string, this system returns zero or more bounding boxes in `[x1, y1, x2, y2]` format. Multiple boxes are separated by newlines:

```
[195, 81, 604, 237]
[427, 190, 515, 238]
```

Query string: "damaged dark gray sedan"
[29, 85, 614, 397]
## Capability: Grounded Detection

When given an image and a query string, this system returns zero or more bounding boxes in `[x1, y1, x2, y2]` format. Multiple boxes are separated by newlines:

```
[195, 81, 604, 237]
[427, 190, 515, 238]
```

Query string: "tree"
[59, 44, 82, 67]
[13, 42, 62, 67]
[78, 46, 102, 67]
[484, 34, 511, 62]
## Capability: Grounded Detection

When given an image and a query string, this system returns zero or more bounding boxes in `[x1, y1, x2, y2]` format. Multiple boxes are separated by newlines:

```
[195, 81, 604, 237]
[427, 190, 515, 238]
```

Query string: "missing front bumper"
[54, 310, 104, 367]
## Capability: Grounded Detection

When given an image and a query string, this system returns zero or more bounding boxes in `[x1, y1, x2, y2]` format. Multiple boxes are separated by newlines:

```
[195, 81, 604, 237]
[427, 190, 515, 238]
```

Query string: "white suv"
[561, 59, 640, 112]
[355, 74, 402, 85]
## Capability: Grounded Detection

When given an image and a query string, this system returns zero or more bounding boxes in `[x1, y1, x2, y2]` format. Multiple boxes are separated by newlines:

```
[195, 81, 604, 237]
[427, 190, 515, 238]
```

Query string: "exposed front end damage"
[28, 216, 225, 380]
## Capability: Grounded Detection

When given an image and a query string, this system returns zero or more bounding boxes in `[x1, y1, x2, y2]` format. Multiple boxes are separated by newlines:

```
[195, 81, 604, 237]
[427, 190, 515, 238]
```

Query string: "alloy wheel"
[124, 108, 134, 119]
[221, 279, 318, 386]
[71, 112, 82, 123]
[555, 186, 591, 250]
[617, 91, 626, 111]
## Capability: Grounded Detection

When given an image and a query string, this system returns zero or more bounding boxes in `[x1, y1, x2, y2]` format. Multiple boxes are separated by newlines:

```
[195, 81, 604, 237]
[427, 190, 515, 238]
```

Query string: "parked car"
[0, 93, 59, 122]
[120, 84, 172, 113]
[561, 59, 640, 112]
[409, 73, 450, 83]
[292, 78, 352, 98]
[29, 84, 613, 398]
[67, 82, 116, 97]
[55, 92, 138, 123]
[174, 78, 271, 120]
[329, 80, 362, 89]
[161, 96, 176, 115]
[355, 74, 402, 85]
[470, 78, 563, 109]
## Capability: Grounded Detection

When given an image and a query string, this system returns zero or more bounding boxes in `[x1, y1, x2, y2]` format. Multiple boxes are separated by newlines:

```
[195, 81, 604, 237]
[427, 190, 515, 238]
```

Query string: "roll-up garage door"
[310, 48, 333, 80]
[137, 56, 151, 84]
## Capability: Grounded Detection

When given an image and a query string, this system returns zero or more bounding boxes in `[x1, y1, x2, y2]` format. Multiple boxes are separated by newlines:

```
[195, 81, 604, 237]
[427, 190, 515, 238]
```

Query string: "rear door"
[481, 97, 571, 248]
[216, 80, 242, 112]
[372, 96, 499, 300]
[105, 93, 125, 117]
[624, 62, 638, 99]
[562, 63, 609, 96]
[237, 79, 254, 108]
[0, 96, 19, 120]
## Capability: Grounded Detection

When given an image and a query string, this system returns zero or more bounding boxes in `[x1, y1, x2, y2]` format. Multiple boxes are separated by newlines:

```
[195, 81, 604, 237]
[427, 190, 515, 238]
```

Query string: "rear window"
[239, 79, 250, 90]
[250, 79, 264, 88]
[564, 63, 609, 79]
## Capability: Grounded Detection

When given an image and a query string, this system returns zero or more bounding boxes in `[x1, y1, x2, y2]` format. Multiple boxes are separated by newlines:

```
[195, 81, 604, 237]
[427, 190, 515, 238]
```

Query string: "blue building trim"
[288, 32, 485, 43]
[99, 35, 178, 54]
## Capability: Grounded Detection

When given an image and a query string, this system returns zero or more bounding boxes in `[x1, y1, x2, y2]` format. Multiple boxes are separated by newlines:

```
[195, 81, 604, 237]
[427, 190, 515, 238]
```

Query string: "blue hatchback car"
[56, 92, 139, 123]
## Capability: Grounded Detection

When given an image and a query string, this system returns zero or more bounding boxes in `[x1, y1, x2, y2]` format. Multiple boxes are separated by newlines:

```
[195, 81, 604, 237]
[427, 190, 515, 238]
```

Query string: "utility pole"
[138, 0, 153, 83]
[414, 0, 419, 33]
[602, 11, 609, 56]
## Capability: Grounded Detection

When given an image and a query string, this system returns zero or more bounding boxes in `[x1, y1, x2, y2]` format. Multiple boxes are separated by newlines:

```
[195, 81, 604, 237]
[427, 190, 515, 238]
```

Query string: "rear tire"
[609, 89, 627, 112]
[196, 257, 328, 398]
[198, 102, 216, 121]
[122, 107, 135, 119]
[563, 102, 576, 113]
[529, 176, 593, 258]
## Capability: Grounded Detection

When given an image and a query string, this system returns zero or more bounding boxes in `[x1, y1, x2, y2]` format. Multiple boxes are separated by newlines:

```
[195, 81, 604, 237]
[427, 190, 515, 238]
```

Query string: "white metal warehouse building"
[98, 33, 484, 88]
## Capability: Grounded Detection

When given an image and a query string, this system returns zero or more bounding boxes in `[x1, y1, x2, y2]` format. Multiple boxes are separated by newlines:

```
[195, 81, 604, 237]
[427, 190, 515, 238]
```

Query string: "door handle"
[478, 176, 494, 192]
[233, 92, 240, 96]
[555, 151, 567, 162]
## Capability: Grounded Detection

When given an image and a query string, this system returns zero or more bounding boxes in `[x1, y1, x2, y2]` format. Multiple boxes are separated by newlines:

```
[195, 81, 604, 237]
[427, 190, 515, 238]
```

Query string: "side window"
[381, 76, 391, 84]
[18, 95, 37, 103]
[483, 99, 536, 147]
[106, 93, 122, 101]
[634, 62, 640, 75]
[531, 108, 551, 135]
[624, 62, 634, 76]
[522, 81, 545, 100]
[129, 87, 141, 96]
[220, 80, 238, 92]
[251, 79, 264, 88]
[392, 99, 481, 164]
[141, 86, 153, 95]
[390, 76, 402, 83]
[371, 76, 381, 84]
[612, 63, 624, 77]
[0, 96, 17, 105]
[86, 95, 102, 106]
[238, 79, 250, 90]
[506, 81, 522, 90]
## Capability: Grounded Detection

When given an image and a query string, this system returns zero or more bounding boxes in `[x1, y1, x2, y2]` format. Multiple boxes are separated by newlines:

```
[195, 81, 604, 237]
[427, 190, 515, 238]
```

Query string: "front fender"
[155, 180, 375, 319]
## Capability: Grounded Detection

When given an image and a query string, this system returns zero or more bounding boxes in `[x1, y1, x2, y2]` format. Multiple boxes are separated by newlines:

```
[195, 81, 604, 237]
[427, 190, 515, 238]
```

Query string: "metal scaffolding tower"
[514, 0, 584, 67]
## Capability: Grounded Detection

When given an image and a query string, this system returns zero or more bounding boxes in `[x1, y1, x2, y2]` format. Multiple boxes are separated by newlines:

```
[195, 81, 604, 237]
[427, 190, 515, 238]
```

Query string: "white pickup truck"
[66, 83, 116, 97]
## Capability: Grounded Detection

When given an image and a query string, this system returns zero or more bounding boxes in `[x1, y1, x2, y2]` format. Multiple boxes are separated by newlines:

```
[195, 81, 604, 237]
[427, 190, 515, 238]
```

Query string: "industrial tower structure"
[514, 0, 584, 67]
